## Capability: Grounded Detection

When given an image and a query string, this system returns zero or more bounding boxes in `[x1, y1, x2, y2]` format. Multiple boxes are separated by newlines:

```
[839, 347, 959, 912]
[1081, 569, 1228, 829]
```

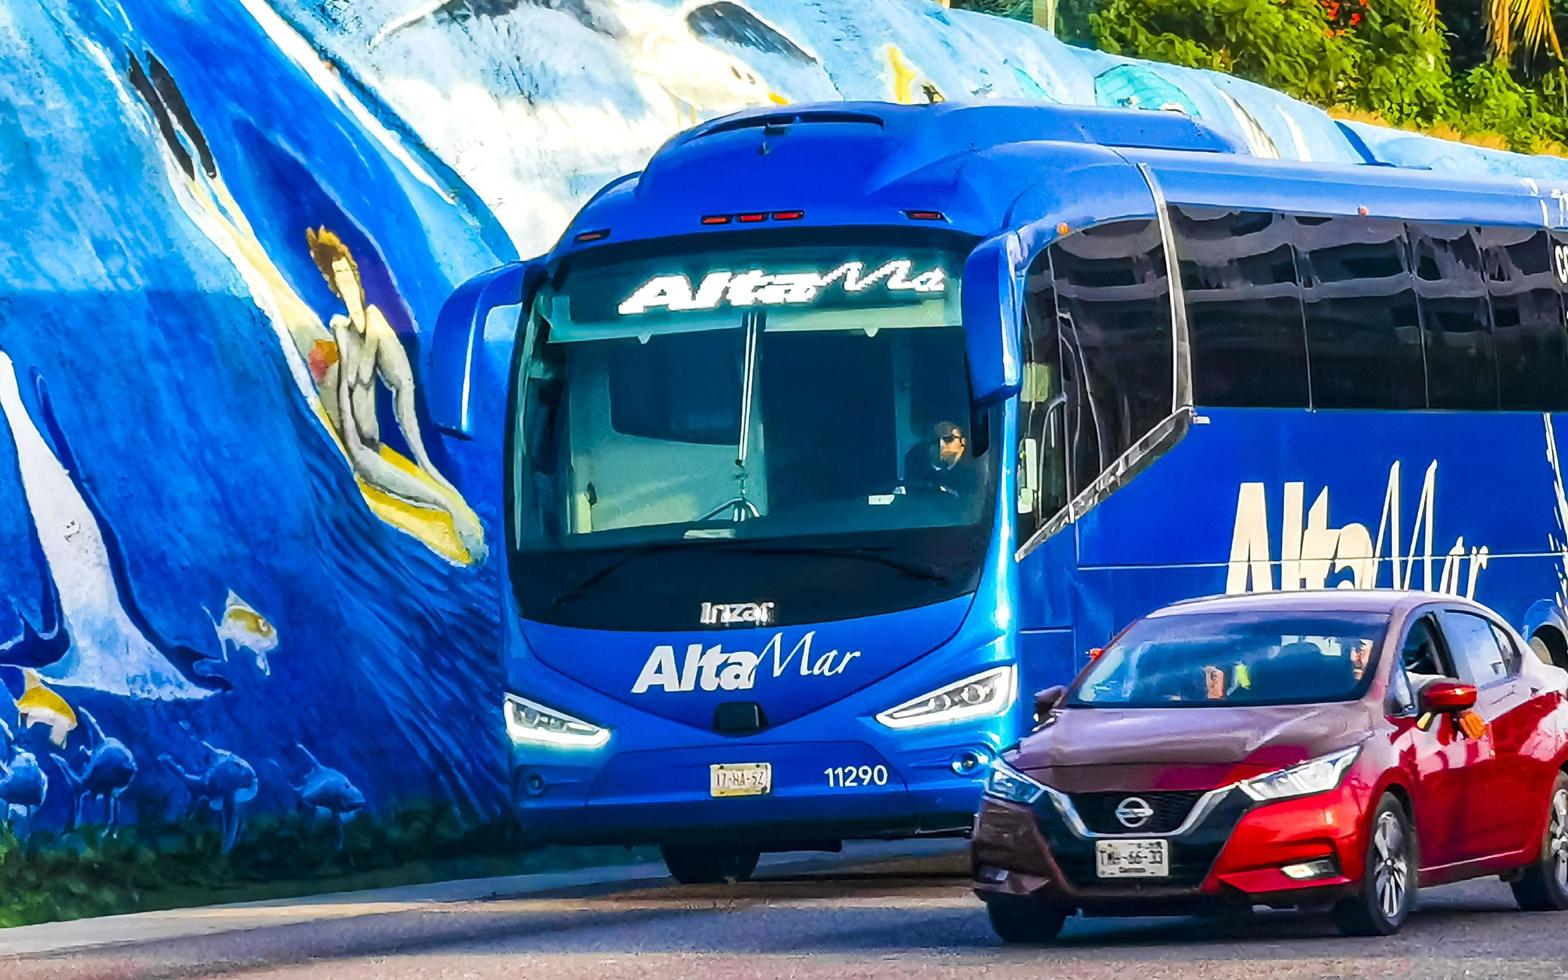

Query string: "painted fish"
[216, 592, 278, 662]
[51, 709, 136, 830]
[16, 669, 76, 747]
[195, 591, 278, 689]
[288, 743, 365, 850]
[0, 718, 46, 822]
[159, 733, 258, 853]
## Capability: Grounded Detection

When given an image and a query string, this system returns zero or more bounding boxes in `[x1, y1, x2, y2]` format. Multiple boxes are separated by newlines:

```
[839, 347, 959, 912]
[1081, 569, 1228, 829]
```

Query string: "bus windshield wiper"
[549, 542, 696, 610]
[730, 544, 949, 583]
[550, 541, 949, 611]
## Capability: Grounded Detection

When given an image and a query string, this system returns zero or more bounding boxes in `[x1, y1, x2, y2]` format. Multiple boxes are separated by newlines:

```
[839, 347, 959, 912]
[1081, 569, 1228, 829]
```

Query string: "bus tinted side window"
[1409, 224, 1497, 410]
[1170, 207, 1308, 408]
[1050, 220, 1173, 495]
[1017, 250, 1069, 544]
[1485, 228, 1568, 411]
[1486, 228, 1568, 407]
[1293, 217, 1425, 409]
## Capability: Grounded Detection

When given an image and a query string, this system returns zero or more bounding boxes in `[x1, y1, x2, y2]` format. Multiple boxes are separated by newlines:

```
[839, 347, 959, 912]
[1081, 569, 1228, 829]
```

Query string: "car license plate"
[710, 763, 772, 798]
[1095, 839, 1169, 878]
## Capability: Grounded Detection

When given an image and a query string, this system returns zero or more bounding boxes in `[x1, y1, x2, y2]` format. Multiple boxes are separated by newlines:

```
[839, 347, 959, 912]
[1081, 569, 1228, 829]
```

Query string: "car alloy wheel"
[1552, 790, 1568, 892]
[1334, 794, 1416, 936]
[1512, 774, 1568, 912]
[1371, 810, 1410, 922]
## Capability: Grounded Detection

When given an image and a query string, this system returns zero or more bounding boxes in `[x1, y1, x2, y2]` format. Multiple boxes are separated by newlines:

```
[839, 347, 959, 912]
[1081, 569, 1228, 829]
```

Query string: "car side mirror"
[1034, 684, 1066, 720]
[962, 233, 1024, 407]
[1419, 681, 1477, 713]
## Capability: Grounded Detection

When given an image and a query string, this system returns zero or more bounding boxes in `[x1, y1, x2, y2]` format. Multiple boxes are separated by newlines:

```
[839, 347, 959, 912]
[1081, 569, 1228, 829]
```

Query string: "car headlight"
[504, 694, 610, 749]
[875, 665, 1016, 730]
[984, 759, 1045, 805]
[1239, 745, 1360, 803]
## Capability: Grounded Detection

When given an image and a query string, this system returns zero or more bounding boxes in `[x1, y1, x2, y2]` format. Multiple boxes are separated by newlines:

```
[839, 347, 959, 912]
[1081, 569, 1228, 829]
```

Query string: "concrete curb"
[0, 839, 963, 958]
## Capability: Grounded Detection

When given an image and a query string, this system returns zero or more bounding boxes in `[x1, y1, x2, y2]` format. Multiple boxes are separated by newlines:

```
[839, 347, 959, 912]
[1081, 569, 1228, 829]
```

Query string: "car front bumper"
[970, 781, 1373, 913]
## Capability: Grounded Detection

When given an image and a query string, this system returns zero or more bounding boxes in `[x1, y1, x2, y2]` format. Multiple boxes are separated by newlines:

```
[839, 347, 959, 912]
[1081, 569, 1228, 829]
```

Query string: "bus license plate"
[1095, 839, 1169, 878]
[710, 763, 772, 798]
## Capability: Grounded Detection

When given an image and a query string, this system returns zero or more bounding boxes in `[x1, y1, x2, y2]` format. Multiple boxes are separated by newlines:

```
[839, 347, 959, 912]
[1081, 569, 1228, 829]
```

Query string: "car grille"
[1069, 791, 1206, 834]
[1033, 789, 1250, 891]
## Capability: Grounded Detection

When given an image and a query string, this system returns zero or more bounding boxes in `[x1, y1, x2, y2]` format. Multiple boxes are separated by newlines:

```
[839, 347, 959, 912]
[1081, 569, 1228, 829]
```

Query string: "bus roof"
[553, 100, 1556, 261]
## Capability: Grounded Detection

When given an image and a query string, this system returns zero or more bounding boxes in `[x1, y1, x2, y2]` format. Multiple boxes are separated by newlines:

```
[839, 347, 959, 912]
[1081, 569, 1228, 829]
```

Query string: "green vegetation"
[0, 807, 653, 927]
[950, 0, 1568, 155]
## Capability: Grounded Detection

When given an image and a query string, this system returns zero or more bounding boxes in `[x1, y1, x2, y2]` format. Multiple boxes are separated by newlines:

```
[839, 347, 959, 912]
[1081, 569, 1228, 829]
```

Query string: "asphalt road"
[8, 844, 1568, 980]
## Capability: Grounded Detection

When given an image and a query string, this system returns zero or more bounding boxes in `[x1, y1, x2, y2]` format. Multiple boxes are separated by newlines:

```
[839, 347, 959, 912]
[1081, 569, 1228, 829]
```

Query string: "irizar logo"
[1226, 460, 1489, 597]
[700, 601, 775, 627]
[617, 260, 947, 316]
[631, 631, 861, 694]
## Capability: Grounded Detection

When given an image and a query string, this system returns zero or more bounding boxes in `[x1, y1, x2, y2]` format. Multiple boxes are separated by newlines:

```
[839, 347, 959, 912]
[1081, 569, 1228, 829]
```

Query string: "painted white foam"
[234, 0, 454, 204]
[0, 351, 209, 701]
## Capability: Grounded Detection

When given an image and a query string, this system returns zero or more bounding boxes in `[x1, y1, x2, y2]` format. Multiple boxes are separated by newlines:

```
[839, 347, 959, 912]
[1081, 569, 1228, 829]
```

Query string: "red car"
[972, 591, 1568, 941]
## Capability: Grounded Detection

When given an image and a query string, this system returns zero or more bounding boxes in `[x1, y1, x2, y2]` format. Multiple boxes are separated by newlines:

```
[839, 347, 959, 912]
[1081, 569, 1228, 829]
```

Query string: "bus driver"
[905, 420, 980, 498]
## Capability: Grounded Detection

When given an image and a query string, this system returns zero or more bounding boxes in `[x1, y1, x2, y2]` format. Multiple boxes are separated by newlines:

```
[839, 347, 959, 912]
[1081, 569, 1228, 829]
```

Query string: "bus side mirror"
[426, 261, 543, 439]
[963, 233, 1024, 407]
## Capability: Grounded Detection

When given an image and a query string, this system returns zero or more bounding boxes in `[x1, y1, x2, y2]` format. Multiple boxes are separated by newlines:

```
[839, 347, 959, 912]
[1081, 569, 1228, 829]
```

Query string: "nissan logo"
[1114, 796, 1155, 830]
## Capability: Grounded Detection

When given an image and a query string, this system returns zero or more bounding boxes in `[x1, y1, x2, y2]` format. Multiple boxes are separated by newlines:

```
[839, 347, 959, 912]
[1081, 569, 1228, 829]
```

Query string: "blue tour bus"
[427, 101, 1568, 882]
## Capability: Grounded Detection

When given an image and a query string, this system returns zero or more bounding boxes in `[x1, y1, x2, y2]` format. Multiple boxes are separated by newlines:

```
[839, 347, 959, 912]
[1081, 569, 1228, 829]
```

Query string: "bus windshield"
[1069, 611, 1388, 708]
[510, 229, 996, 630]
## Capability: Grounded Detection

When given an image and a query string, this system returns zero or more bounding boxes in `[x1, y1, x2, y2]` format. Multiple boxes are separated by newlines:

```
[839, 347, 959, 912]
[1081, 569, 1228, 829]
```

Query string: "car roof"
[1145, 590, 1489, 620]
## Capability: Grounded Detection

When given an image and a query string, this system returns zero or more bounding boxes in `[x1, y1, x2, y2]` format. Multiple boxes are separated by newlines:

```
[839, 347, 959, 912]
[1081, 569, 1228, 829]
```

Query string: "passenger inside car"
[1248, 641, 1358, 697]
[1094, 622, 1376, 706]
[1348, 637, 1375, 680]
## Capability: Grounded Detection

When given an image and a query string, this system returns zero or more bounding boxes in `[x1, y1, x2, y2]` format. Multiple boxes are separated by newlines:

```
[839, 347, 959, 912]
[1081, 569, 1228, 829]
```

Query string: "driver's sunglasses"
[940, 433, 964, 444]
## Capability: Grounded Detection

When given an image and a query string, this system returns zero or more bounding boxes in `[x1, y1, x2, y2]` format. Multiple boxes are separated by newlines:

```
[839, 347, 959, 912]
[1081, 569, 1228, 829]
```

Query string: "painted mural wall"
[3, 0, 1567, 849]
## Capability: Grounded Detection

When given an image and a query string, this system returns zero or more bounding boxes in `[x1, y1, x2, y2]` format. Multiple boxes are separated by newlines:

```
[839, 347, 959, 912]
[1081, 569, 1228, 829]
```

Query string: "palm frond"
[1489, 0, 1516, 62]
[1509, 0, 1565, 60]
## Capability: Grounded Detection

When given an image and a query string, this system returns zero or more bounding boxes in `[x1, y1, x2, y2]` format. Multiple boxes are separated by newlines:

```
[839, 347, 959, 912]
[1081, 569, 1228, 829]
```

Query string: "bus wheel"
[1531, 632, 1567, 669]
[661, 844, 760, 884]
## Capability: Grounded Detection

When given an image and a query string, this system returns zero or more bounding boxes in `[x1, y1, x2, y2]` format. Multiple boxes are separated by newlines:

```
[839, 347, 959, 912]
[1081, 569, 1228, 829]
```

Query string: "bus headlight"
[504, 694, 610, 749]
[1239, 746, 1360, 803]
[875, 665, 1016, 730]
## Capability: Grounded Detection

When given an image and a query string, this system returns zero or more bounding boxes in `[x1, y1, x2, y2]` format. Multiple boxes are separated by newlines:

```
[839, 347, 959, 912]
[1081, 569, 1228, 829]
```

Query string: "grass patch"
[133, 845, 658, 918]
[0, 804, 656, 928]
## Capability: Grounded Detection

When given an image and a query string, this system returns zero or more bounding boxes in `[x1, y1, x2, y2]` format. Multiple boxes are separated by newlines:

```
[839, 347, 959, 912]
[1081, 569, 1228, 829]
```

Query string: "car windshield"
[1069, 611, 1389, 708]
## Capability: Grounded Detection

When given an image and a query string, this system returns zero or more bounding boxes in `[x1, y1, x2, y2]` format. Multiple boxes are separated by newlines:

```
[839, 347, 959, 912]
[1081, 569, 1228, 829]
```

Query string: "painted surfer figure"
[306, 228, 485, 557]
